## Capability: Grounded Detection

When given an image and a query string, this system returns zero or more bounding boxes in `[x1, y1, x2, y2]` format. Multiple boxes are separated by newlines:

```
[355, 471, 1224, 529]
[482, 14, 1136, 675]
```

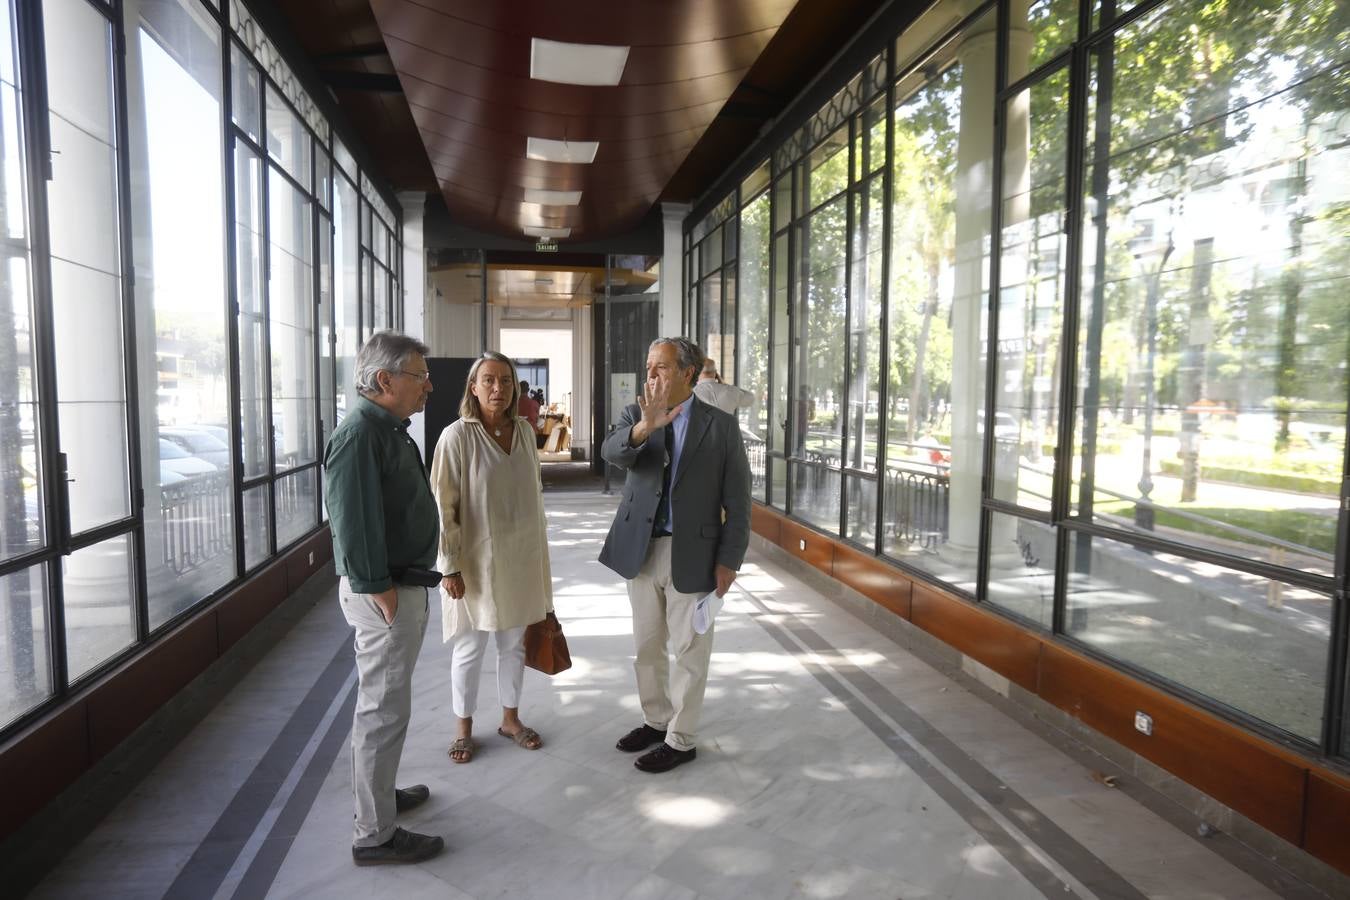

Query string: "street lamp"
[1135, 234, 1174, 531]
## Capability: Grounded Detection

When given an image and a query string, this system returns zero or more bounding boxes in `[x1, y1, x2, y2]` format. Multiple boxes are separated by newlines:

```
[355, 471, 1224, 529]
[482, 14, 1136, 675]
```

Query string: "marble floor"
[26, 492, 1326, 899]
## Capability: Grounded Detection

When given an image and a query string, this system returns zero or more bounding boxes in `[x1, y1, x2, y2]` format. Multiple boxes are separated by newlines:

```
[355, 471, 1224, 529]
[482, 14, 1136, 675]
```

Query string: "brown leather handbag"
[523, 611, 571, 675]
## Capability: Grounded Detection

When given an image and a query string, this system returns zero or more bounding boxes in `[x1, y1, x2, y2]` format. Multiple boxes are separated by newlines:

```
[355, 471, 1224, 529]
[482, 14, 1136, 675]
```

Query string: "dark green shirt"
[323, 395, 438, 593]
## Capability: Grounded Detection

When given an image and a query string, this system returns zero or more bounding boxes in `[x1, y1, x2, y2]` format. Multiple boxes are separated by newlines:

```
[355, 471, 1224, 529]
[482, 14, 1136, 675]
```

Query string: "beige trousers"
[625, 536, 715, 752]
[339, 579, 430, 847]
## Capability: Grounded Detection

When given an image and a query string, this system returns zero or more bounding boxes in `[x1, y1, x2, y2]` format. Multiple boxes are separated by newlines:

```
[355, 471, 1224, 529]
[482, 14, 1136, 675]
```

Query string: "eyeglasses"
[397, 370, 431, 384]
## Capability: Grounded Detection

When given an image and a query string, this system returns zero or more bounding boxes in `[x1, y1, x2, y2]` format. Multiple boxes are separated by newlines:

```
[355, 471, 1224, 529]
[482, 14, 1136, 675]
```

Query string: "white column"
[660, 202, 690, 337]
[398, 191, 428, 456]
[572, 304, 592, 458]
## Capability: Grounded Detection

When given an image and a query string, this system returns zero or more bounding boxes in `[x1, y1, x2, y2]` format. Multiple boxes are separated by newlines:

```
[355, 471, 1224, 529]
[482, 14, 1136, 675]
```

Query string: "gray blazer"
[598, 394, 751, 594]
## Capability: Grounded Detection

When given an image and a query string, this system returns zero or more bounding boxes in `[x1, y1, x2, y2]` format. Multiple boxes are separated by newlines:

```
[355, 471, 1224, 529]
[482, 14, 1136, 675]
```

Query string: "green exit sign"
[535, 239, 559, 253]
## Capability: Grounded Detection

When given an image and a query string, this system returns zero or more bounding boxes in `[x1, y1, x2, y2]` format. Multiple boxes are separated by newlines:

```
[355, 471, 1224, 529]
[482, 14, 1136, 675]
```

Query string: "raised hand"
[630, 376, 683, 446]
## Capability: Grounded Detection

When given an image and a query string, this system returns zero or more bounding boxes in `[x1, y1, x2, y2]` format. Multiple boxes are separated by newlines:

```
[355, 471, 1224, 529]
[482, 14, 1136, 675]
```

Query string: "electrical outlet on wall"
[1134, 711, 1153, 736]
[308, 551, 315, 566]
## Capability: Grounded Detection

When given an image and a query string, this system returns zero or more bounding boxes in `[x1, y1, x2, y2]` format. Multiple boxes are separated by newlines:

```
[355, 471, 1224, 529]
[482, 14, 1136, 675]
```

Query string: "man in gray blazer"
[599, 337, 751, 772]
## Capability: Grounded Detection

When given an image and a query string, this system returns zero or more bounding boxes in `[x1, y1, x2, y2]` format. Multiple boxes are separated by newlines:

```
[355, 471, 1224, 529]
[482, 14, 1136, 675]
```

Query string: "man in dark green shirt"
[324, 330, 444, 866]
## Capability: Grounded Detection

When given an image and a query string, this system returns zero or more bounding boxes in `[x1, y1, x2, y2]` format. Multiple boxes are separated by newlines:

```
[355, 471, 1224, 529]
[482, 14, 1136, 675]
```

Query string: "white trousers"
[339, 579, 430, 848]
[450, 625, 527, 718]
[626, 536, 714, 752]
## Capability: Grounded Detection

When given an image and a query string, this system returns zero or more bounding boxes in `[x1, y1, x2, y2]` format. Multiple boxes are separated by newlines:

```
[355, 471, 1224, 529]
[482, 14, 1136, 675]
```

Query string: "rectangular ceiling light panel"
[524, 226, 571, 238]
[530, 38, 630, 86]
[526, 136, 599, 164]
[523, 188, 582, 205]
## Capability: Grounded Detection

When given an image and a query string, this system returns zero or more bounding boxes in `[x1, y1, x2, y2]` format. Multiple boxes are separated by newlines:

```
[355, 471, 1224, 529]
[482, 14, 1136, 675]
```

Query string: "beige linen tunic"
[430, 416, 552, 641]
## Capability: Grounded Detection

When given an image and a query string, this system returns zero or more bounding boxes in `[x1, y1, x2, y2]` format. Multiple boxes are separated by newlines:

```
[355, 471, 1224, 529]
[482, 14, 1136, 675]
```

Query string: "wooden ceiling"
[278, 0, 900, 243]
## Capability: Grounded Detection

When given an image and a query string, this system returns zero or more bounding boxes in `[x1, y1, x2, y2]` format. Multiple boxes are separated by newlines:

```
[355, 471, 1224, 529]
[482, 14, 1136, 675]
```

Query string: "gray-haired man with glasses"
[323, 330, 444, 865]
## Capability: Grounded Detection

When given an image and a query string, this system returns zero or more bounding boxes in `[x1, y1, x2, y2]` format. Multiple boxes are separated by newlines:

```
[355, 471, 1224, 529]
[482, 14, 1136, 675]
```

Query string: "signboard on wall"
[610, 372, 636, 420]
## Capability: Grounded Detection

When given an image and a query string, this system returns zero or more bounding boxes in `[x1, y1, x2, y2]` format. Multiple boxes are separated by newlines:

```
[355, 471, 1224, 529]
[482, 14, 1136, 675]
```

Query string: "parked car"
[158, 438, 216, 479]
[160, 427, 230, 470]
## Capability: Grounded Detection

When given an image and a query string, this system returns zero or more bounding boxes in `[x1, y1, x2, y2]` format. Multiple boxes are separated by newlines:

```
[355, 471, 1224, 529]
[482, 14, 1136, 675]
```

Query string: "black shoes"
[616, 723, 667, 752]
[351, 827, 445, 866]
[394, 784, 430, 813]
[635, 743, 697, 773]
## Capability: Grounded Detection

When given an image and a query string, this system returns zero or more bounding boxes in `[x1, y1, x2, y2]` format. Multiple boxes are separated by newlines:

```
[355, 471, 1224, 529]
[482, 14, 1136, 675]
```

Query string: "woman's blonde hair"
[459, 351, 521, 420]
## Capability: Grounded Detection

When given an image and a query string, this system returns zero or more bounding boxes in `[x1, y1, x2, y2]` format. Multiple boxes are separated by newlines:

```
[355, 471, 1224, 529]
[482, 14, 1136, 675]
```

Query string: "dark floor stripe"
[162, 635, 354, 900]
[230, 679, 358, 898]
[744, 591, 1148, 900]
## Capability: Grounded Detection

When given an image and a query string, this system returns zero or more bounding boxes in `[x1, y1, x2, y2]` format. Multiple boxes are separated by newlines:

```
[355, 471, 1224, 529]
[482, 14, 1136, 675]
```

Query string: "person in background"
[693, 358, 754, 416]
[323, 330, 444, 866]
[432, 352, 553, 764]
[517, 379, 541, 433]
[599, 337, 751, 773]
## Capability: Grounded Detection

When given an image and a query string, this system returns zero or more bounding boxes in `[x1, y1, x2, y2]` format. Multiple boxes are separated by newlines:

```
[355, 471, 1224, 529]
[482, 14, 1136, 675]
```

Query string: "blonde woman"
[430, 351, 553, 763]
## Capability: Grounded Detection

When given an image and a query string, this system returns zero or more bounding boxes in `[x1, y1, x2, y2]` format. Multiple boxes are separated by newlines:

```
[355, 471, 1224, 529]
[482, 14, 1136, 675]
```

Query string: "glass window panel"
[769, 232, 789, 454]
[268, 169, 316, 472]
[742, 161, 770, 202]
[129, 0, 234, 625]
[334, 136, 355, 178]
[700, 276, 720, 364]
[334, 173, 359, 419]
[242, 482, 270, 569]
[894, 0, 986, 77]
[235, 145, 267, 478]
[275, 467, 317, 549]
[769, 456, 787, 510]
[318, 216, 335, 519]
[806, 126, 849, 211]
[45, 0, 131, 535]
[844, 473, 877, 547]
[1018, 0, 1078, 79]
[63, 534, 135, 681]
[1072, 1, 1348, 579]
[790, 460, 840, 535]
[0, 17, 44, 560]
[737, 191, 770, 446]
[855, 97, 886, 180]
[992, 66, 1069, 511]
[793, 198, 847, 475]
[985, 511, 1055, 627]
[772, 173, 791, 233]
[702, 228, 723, 277]
[721, 267, 737, 382]
[0, 564, 51, 728]
[230, 41, 259, 143]
[315, 149, 331, 210]
[846, 179, 883, 477]
[1065, 530, 1328, 742]
[723, 212, 738, 265]
[883, 17, 994, 589]
[264, 86, 310, 190]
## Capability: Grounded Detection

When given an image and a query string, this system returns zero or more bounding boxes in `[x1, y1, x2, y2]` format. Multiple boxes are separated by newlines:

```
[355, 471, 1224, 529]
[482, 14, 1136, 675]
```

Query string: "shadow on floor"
[540, 461, 605, 493]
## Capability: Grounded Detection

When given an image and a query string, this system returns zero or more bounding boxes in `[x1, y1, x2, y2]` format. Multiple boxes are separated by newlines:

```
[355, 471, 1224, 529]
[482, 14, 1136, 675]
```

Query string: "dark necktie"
[653, 423, 675, 535]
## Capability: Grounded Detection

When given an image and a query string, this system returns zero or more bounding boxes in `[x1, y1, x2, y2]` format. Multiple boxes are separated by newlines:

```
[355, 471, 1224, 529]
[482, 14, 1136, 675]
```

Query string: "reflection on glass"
[63, 534, 135, 680]
[790, 460, 839, 534]
[243, 483, 270, 570]
[276, 468, 317, 549]
[992, 66, 1069, 511]
[1072, 1, 1348, 579]
[769, 232, 789, 461]
[269, 169, 316, 473]
[265, 86, 310, 190]
[0, 564, 50, 728]
[700, 275, 721, 371]
[318, 217, 335, 521]
[738, 190, 770, 458]
[793, 196, 847, 477]
[883, 12, 994, 589]
[1065, 530, 1328, 741]
[1018, 0, 1079, 77]
[230, 42, 259, 143]
[235, 145, 267, 478]
[45, 0, 131, 536]
[0, 6, 43, 561]
[335, 173, 360, 417]
[131, 0, 234, 629]
[985, 511, 1055, 628]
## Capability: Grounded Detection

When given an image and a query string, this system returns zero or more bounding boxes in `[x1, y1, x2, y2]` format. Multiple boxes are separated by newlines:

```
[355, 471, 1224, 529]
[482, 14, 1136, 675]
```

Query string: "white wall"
[501, 327, 573, 408]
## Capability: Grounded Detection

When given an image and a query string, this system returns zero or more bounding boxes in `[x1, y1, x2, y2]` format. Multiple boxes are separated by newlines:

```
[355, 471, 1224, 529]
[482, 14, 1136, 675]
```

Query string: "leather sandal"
[497, 726, 542, 750]
[447, 736, 476, 763]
